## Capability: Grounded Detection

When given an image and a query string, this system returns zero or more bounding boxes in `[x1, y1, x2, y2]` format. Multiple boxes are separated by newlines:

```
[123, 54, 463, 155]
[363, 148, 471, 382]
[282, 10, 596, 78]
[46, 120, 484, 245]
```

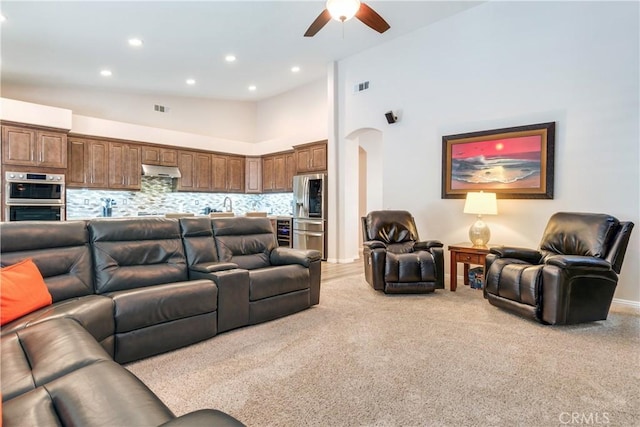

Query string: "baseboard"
[325, 257, 359, 264]
[611, 298, 640, 312]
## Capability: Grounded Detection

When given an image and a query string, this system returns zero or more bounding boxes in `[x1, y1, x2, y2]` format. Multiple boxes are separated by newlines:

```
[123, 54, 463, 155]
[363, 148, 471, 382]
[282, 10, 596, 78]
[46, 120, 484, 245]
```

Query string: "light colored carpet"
[126, 275, 640, 426]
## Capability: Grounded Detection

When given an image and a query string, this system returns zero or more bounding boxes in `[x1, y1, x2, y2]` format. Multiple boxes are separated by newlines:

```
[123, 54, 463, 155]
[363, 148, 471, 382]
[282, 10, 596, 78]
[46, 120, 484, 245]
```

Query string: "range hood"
[141, 164, 182, 178]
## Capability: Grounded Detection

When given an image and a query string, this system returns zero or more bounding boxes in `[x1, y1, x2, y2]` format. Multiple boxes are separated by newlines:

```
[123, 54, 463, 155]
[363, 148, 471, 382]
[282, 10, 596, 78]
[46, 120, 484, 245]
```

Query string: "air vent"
[154, 104, 170, 113]
[353, 81, 370, 93]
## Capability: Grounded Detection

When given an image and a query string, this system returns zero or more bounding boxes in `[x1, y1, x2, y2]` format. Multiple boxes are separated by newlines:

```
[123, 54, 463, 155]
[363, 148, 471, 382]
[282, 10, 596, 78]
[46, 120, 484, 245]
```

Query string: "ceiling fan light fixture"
[326, 0, 361, 22]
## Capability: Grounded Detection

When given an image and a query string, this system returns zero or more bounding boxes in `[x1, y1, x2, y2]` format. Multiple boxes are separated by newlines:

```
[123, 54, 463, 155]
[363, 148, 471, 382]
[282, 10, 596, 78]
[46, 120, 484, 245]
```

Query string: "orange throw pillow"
[1, 259, 52, 325]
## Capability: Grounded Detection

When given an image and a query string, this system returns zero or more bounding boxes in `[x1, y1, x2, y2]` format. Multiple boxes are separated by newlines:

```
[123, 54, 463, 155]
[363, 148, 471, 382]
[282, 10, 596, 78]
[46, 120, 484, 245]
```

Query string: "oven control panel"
[6, 172, 65, 182]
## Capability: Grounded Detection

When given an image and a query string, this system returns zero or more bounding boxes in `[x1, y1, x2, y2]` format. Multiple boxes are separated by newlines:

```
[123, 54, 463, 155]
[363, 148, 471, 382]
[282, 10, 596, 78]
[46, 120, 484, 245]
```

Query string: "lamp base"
[469, 216, 491, 247]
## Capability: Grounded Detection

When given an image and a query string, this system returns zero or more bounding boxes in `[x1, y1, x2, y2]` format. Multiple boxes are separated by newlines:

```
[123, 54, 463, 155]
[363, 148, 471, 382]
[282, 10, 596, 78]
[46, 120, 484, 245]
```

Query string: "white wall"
[0, 98, 72, 129]
[255, 78, 328, 153]
[335, 1, 639, 302]
[1, 83, 257, 143]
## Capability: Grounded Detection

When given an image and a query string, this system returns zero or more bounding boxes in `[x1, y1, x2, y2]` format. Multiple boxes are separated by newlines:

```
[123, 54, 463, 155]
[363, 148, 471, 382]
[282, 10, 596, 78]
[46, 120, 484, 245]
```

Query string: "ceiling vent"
[154, 104, 169, 113]
[353, 81, 370, 94]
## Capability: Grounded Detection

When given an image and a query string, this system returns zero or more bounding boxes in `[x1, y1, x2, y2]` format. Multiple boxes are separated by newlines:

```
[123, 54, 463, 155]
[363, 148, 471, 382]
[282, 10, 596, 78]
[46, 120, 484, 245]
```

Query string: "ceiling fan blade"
[356, 3, 390, 34]
[304, 9, 332, 37]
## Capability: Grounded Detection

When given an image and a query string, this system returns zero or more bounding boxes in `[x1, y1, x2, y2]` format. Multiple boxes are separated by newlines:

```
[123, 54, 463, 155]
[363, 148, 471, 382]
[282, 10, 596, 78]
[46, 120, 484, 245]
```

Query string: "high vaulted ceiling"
[0, 1, 482, 101]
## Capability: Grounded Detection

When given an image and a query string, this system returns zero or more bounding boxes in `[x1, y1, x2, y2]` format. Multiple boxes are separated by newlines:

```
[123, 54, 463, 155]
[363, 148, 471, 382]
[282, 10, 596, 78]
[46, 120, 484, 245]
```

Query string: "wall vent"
[154, 104, 169, 113]
[353, 81, 370, 93]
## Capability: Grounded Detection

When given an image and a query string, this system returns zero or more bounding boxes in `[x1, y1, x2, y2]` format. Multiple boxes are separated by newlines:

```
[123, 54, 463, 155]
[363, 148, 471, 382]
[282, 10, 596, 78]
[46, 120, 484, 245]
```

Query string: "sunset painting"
[442, 122, 555, 199]
[450, 135, 542, 190]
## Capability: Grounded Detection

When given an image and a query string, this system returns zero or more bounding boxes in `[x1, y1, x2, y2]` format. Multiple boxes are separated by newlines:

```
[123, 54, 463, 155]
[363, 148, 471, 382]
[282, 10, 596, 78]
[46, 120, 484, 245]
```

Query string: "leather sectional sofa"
[0, 216, 322, 426]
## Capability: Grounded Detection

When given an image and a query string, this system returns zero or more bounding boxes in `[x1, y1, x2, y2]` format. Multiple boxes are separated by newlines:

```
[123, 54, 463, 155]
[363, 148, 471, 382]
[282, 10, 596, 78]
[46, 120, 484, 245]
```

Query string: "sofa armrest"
[271, 247, 321, 267]
[363, 240, 387, 250]
[160, 409, 246, 427]
[414, 240, 444, 251]
[544, 255, 612, 271]
[490, 246, 542, 264]
[189, 262, 239, 274]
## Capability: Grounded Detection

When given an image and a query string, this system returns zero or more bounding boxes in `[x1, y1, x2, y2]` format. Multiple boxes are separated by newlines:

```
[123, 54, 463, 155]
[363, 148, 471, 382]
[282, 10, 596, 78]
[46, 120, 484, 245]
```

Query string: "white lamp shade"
[463, 192, 498, 216]
[326, 0, 361, 22]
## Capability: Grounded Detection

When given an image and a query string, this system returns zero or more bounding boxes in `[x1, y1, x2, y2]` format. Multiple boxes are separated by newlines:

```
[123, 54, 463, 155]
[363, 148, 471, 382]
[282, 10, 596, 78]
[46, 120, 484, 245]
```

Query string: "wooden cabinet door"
[142, 146, 161, 165]
[160, 149, 178, 166]
[195, 153, 212, 191]
[273, 153, 287, 191]
[108, 142, 127, 188]
[2, 125, 36, 165]
[262, 155, 274, 192]
[245, 156, 262, 193]
[176, 151, 196, 191]
[89, 140, 109, 187]
[37, 131, 67, 168]
[67, 138, 88, 187]
[67, 138, 109, 188]
[142, 146, 178, 166]
[227, 155, 245, 193]
[285, 152, 295, 192]
[295, 148, 311, 174]
[125, 145, 141, 189]
[211, 154, 227, 191]
[294, 141, 327, 173]
[109, 142, 140, 189]
[309, 143, 327, 172]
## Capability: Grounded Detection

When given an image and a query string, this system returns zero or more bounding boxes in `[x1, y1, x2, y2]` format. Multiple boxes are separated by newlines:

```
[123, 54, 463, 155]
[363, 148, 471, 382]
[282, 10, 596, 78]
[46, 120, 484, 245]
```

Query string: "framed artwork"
[442, 122, 555, 199]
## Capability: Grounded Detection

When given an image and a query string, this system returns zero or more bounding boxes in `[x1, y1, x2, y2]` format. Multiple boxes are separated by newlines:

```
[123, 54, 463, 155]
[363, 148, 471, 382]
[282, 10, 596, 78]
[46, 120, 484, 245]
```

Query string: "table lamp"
[463, 191, 497, 246]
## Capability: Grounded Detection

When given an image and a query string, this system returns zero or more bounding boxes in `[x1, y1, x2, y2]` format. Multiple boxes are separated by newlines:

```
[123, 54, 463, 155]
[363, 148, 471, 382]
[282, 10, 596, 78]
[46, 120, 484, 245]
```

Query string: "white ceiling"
[0, 1, 482, 102]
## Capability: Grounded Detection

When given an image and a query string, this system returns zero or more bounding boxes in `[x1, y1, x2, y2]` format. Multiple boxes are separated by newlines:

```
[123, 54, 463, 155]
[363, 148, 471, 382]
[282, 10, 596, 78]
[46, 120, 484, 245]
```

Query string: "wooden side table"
[447, 243, 497, 291]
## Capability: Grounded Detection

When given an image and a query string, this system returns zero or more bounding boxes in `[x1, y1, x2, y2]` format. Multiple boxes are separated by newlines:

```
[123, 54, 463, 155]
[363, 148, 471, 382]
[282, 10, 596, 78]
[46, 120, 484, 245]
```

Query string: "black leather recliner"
[484, 212, 634, 325]
[361, 210, 444, 293]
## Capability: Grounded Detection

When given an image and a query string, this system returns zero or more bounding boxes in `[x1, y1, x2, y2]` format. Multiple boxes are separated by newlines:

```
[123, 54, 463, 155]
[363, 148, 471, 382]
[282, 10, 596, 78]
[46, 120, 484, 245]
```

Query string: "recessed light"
[291, 66, 301, 73]
[100, 69, 112, 77]
[186, 78, 196, 85]
[128, 38, 143, 47]
[248, 85, 257, 91]
[225, 55, 236, 63]
[0, 14, 7, 22]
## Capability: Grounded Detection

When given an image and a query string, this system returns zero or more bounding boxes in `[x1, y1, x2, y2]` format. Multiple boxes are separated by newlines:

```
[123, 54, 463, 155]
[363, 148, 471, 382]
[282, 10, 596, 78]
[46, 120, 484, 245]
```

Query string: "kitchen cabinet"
[195, 153, 212, 191]
[176, 150, 196, 191]
[226, 155, 245, 193]
[176, 150, 215, 192]
[294, 140, 327, 174]
[262, 150, 294, 193]
[211, 154, 245, 193]
[211, 154, 227, 192]
[141, 146, 178, 166]
[108, 142, 141, 190]
[2, 124, 67, 169]
[245, 156, 262, 193]
[67, 137, 109, 188]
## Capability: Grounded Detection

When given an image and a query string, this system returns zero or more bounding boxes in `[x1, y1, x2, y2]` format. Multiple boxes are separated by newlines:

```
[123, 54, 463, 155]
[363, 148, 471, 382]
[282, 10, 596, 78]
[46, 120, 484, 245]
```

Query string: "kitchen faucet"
[222, 196, 233, 212]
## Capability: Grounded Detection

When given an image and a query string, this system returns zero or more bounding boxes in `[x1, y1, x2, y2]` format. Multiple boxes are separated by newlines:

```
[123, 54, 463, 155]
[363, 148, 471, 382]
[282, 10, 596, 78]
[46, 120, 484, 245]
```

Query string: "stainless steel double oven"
[5, 171, 65, 221]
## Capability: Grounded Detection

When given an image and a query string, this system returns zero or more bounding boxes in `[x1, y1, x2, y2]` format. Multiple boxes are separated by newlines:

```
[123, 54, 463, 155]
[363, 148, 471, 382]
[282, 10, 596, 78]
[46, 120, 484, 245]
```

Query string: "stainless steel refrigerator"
[292, 173, 327, 260]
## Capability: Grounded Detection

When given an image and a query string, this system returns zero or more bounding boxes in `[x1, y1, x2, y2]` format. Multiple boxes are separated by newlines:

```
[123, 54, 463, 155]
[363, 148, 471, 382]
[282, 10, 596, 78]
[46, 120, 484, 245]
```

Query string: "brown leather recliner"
[361, 210, 444, 293]
[484, 212, 634, 325]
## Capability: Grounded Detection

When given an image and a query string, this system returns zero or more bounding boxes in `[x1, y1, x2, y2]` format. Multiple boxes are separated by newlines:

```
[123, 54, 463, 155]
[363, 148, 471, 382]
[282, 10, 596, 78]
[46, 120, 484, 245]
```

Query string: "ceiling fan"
[304, 0, 390, 37]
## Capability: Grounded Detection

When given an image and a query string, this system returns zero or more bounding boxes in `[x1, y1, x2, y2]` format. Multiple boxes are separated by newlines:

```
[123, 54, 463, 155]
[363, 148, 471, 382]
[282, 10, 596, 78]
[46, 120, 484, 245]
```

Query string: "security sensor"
[385, 111, 398, 124]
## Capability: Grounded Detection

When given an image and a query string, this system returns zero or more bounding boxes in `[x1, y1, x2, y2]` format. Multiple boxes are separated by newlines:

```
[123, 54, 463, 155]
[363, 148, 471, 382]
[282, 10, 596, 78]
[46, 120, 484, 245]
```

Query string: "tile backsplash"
[67, 177, 293, 219]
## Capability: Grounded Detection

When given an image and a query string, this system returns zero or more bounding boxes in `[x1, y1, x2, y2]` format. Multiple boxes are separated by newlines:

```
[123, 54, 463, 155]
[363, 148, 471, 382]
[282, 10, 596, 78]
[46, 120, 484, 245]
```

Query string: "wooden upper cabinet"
[2, 124, 67, 168]
[176, 150, 196, 191]
[195, 153, 212, 191]
[142, 146, 178, 166]
[211, 154, 227, 192]
[108, 142, 141, 190]
[67, 137, 109, 188]
[245, 156, 262, 194]
[227, 155, 245, 193]
[294, 140, 327, 174]
[284, 152, 295, 192]
[262, 150, 294, 193]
